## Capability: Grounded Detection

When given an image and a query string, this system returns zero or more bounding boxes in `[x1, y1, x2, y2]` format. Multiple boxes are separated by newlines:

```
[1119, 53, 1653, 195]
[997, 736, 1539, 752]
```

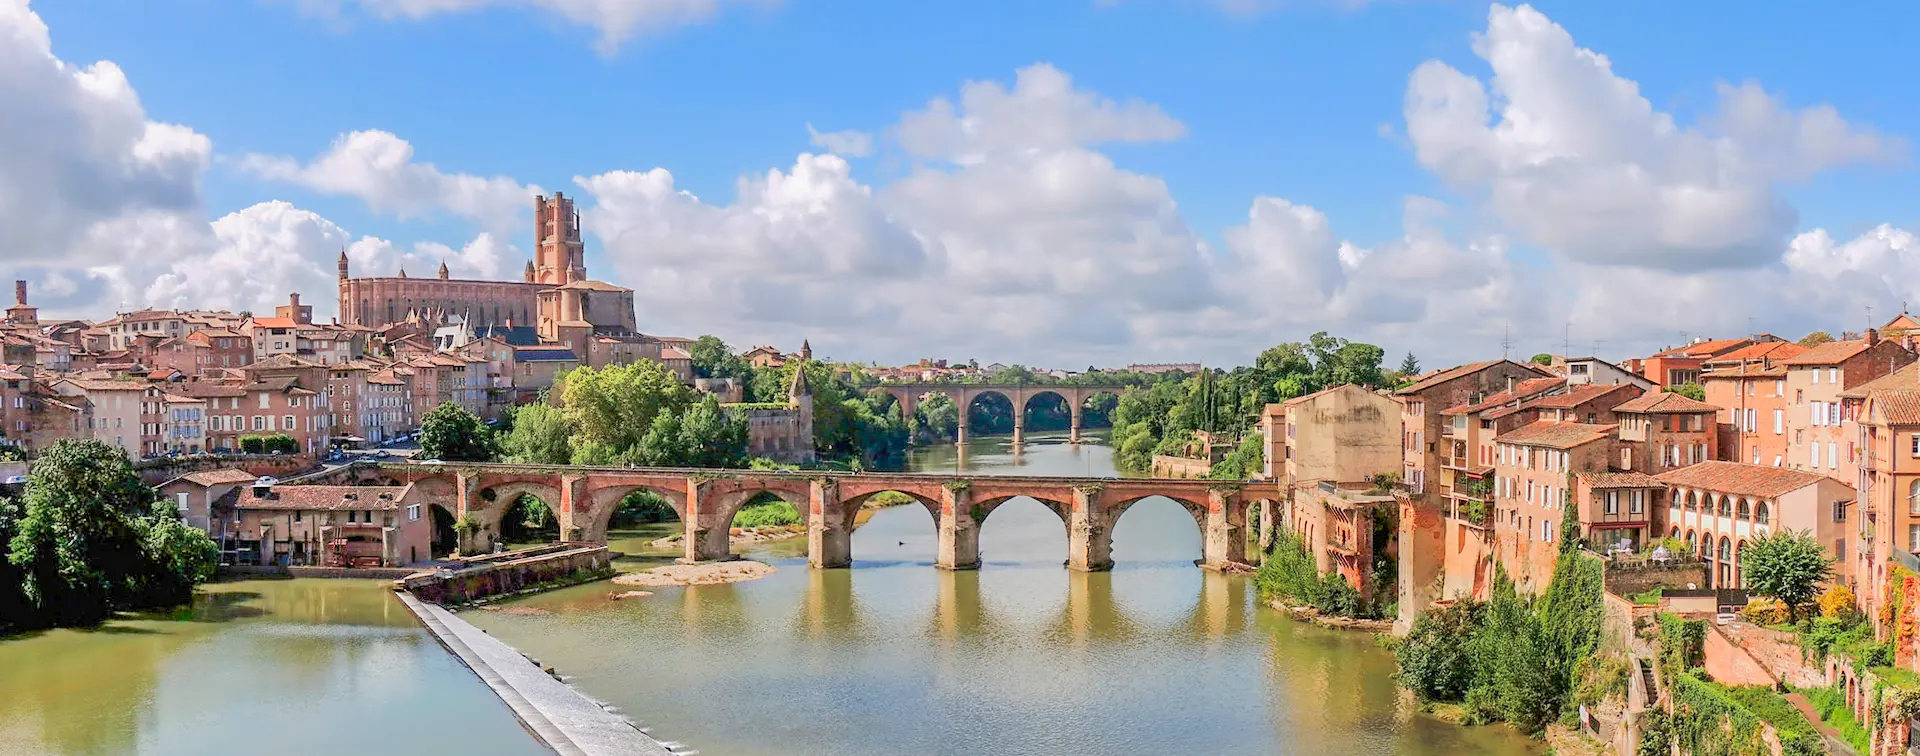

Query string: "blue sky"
[10, 0, 1920, 367]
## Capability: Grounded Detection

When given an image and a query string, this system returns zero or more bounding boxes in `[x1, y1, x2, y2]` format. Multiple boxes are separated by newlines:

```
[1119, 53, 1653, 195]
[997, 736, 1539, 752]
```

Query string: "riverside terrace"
[292, 460, 1274, 571]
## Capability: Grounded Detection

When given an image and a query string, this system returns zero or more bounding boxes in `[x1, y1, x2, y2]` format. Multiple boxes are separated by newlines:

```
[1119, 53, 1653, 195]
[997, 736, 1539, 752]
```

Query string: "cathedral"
[337, 191, 642, 362]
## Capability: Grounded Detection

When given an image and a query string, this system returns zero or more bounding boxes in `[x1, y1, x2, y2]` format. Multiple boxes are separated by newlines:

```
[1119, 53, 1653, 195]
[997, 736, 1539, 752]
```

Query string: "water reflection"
[0, 580, 548, 756]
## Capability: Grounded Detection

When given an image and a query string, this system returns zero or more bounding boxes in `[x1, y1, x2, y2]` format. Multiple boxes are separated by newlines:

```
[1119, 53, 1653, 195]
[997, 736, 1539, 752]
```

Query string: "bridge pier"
[936, 485, 980, 570]
[1069, 404, 1083, 444]
[1199, 488, 1249, 570]
[1067, 486, 1114, 572]
[681, 481, 734, 563]
[808, 479, 851, 568]
[955, 415, 969, 447]
[1011, 417, 1024, 446]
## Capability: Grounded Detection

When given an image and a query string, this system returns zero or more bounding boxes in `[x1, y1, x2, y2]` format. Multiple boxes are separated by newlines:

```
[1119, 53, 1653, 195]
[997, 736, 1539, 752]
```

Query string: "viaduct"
[315, 461, 1273, 572]
[872, 383, 1132, 444]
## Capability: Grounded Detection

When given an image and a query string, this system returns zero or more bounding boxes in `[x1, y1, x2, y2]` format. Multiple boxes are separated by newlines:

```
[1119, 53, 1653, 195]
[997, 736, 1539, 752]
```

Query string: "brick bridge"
[321, 461, 1271, 571]
[872, 383, 1132, 444]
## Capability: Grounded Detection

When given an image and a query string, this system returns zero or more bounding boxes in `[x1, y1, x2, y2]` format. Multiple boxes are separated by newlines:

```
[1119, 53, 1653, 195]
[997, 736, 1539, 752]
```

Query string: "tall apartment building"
[1701, 343, 1805, 468]
[1782, 332, 1915, 478]
[1612, 391, 1721, 475]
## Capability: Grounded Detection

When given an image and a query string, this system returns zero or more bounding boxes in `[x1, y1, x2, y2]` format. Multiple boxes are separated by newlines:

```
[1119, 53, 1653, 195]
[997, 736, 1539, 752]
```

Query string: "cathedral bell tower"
[534, 192, 587, 286]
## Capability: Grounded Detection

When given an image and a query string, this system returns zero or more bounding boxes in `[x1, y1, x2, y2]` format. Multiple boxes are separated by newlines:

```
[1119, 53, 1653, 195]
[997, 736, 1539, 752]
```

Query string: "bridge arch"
[580, 481, 689, 543]
[471, 480, 563, 548]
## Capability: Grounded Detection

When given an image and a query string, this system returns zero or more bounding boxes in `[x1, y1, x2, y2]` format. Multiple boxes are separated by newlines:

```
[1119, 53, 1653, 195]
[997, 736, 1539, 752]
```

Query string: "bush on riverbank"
[733, 496, 799, 529]
[1253, 531, 1372, 619]
[2, 440, 219, 634]
[1391, 553, 1605, 736]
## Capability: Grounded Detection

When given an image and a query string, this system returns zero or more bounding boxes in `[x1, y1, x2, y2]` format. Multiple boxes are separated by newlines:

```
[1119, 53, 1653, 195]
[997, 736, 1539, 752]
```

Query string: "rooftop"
[1655, 461, 1838, 499]
[1396, 359, 1547, 396]
[1650, 338, 1752, 359]
[1441, 377, 1566, 416]
[1498, 421, 1617, 449]
[1781, 338, 1876, 366]
[170, 469, 262, 487]
[1512, 382, 1639, 411]
[1575, 470, 1665, 489]
[235, 484, 412, 511]
[1612, 390, 1720, 414]
[1704, 341, 1806, 364]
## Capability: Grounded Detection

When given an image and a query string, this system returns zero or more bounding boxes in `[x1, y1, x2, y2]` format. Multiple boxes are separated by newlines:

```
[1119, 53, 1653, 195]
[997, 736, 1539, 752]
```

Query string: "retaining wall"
[400, 544, 611, 604]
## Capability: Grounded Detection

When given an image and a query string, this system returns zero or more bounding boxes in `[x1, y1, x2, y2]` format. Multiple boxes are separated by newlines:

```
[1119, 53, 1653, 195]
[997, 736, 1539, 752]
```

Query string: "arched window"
[1670, 526, 1680, 539]
[1685, 491, 1698, 510]
[1755, 502, 1771, 525]
[1718, 537, 1732, 561]
[1737, 499, 1751, 521]
[1718, 496, 1732, 518]
[1685, 530, 1698, 554]
[1909, 480, 1920, 516]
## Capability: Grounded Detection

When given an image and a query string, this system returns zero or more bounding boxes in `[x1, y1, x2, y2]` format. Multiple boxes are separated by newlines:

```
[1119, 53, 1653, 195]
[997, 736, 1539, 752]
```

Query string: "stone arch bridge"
[872, 383, 1132, 444]
[320, 461, 1267, 571]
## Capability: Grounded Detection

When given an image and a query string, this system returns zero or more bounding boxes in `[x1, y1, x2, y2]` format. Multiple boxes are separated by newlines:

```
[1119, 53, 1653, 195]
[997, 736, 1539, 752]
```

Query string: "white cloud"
[240, 129, 539, 232]
[1403, 3, 1903, 273]
[806, 123, 873, 158]
[895, 63, 1186, 164]
[297, 0, 774, 52]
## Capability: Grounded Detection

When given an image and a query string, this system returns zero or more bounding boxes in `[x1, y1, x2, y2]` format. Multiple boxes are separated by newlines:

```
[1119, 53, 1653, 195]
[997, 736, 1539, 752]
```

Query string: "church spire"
[524, 259, 536, 283]
[799, 339, 812, 361]
[437, 260, 450, 280]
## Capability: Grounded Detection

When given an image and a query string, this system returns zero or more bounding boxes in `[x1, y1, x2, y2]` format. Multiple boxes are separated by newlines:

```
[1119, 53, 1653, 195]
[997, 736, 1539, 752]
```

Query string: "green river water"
[0, 430, 1541, 755]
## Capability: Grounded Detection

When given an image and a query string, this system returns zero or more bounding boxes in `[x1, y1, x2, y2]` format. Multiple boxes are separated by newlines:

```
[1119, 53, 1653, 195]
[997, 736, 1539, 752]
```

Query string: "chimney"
[289, 292, 301, 307]
[1866, 328, 1880, 346]
[13, 280, 24, 306]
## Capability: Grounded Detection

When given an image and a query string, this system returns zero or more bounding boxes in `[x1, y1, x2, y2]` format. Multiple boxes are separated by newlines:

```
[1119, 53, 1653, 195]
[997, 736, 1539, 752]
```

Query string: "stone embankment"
[1272, 601, 1394, 633]
[396, 592, 686, 756]
[399, 543, 613, 605]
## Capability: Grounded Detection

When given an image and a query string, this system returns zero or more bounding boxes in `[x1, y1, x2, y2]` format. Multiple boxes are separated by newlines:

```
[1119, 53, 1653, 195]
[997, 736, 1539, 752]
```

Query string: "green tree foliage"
[1530, 353, 1554, 365]
[689, 335, 752, 380]
[1397, 352, 1421, 377]
[1798, 331, 1835, 348]
[1208, 433, 1265, 480]
[1391, 554, 1606, 735]
[755, 361, 908, 468]
[909, 392, 960, 444]
[1668, 382, 1707, 402]
[5, 440, 217, 632]
[1741, 529, 1833, 620]
[633, 395, 750, 468]
[418, 402, 495, 462]
[563, 361, 695, 460]
[239, 434, 297, 454]
[499, 399, 572, 465]
[1252, 531, 1372, 618]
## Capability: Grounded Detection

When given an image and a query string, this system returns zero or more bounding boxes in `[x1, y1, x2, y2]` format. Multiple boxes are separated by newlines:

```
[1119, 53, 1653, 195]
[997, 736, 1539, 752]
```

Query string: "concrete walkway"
[396, 591, 684, 756]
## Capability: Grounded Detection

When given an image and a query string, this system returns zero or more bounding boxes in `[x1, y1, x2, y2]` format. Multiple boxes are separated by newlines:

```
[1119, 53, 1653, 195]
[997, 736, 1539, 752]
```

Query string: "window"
[1829, 367, 1839, 385]
[1630, 490, 1645, 515]
[176, 492, 189, 512]
[1755, 502, 1770, 524]
[1813, 369, 1822, 384]
[252, 415, 265, 431]
[293, 510, 302, 523]
[1909, 525, 1919, 553]
[1775, 379, 1785, 396]
[1605, 490, 1619, 515]
[1830, 403, 1841, 426]
[282, 415, 295, 430]
[408, 504, 421, 521]
[1811, 443, 1821, 468]
[1773, 409, 1783, 435]
[1832, 501, 1847, 523]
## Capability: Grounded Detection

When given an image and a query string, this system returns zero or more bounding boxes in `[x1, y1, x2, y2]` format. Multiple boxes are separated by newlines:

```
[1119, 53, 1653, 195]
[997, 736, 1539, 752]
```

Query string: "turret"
[799, 339, 812, 361]
[337, 249, 350, 280]
[524, 260, 536, 283]
[438, 261, 450, 280]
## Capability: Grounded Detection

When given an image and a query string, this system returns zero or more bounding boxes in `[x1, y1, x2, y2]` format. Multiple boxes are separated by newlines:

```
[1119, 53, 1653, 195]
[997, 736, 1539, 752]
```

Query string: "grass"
[1719, 684, 1824, 751]
[1796, 684, 1870, 754]
[1627, 587, 1662, 606]
[732, 500, 800, 529]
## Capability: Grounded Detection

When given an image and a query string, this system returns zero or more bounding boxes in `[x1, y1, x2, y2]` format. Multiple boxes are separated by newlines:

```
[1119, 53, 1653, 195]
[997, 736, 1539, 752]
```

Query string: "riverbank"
[398, 591, 680, 756]
[612, 560, 775, 587]
[1271, 599, 1396, 633]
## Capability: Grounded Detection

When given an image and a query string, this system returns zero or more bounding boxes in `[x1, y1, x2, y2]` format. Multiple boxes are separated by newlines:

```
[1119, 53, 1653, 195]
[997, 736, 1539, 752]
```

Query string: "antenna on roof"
[1502, 323, 1512, 360]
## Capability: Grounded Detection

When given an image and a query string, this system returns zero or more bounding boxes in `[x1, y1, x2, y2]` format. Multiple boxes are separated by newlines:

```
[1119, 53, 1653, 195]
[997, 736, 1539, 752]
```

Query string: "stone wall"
[135, 454, 317, 485]
[1702, 624, 1778, 686]
[1152, 455, 1213, 479]
[1601, 558, 1710, 597]
[1702, 623, 1826, 689]
[400, 544, 611, 605]
[218, 564, 419, 580]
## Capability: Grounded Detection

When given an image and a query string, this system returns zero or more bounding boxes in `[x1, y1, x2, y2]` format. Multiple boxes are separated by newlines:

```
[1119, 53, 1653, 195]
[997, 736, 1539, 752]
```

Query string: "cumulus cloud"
[295, 0, 773, 52]
[1403, 3, 1902, 273]
[806, 123, 873, 158]
[240, 129, 540, 232]
[895, 63, 1186, 164]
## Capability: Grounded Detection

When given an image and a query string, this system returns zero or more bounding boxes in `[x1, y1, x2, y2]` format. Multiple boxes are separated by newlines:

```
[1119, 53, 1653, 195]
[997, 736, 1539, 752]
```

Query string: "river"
[0, 431, 1541, 756]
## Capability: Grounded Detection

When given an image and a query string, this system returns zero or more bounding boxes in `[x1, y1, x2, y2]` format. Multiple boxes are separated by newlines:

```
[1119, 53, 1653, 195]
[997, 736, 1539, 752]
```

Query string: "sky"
[7, 0, 1920, 370]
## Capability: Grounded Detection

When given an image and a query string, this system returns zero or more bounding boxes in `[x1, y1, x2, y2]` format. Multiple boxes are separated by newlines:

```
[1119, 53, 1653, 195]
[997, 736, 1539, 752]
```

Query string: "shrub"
[1819, 583, 1862, 622]
[1741, 598, 1790, 626]
[732, 499, 800, 529]
[1252, 530, 1375, 619]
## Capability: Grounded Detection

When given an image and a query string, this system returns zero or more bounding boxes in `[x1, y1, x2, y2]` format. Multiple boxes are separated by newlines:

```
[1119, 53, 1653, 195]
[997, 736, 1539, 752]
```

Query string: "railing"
[1448, 499, 1494, 529]
[1896, 550, 1920, 576]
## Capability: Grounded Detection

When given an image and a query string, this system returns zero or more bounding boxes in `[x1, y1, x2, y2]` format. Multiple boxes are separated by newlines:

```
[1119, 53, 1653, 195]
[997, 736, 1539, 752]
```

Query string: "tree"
[418, 402, 494, 462]
[1798, 331, 1835, 348]
[1741, 529, 1833, 620]
[1668, 382, 1706, 402]
[499, 399, 572, 465]
[1530, 353, 1554, 366]
[7, 440, 216, 630]
[689, 335, 750, 380]
[1398, 352, 1421, 377]
[561, 360, 693, 457]
[673, 395, 749, 468]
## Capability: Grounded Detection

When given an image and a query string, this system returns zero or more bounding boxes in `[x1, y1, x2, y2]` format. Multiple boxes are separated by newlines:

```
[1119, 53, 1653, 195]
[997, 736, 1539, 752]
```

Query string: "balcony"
[1447, 498, 1494, 530]
[1328, 534, 1361, 556]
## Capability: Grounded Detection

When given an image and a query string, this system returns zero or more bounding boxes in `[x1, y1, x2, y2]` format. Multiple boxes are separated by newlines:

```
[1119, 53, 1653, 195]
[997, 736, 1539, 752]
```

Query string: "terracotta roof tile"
[1498, 421, 1617, 449]
[1576, 470, 1665, 489]
[236, 485, 411, 511]
[1781, 339, 1876, 366]
[172, 469, 262, 487]
[1396, 359, 1549, 396]
[1651, 338, 1751, 359]
[1441, 377, 1567, 415]
[1612, 390, 1720, 414]
[1705, 341, 1806, 364]
[1515, 383, 1640, 410]
[1867, 391, 1920, 425]
[1840, 361, 1920, 400]
[1654, 461, 1839, 499]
